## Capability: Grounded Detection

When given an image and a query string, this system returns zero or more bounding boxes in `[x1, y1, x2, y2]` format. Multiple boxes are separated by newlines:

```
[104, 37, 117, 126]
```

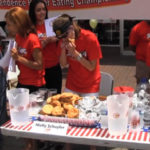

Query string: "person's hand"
[61, 39, 68, 50]
[11, 48, 19, 61]
[65, 41, 77, 58]
[48, 36, 58, 42]
[61, 38, 78, 59]
[40, 36, 48, 48]
[67, 25, 75, 39]
[40, 36, 58, 48]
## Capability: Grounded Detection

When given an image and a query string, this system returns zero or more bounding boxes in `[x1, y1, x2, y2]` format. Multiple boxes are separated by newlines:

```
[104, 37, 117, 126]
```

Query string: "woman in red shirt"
[5, 7, 45, 93]
[5, 7, 45, 150]
[29, 0, 62, 93]
[53, 14, 102, 97]
[53, 14, 102, 150]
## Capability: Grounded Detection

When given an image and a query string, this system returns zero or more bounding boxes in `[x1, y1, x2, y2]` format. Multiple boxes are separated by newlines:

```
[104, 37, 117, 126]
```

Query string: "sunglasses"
[55, 25, 74, 39]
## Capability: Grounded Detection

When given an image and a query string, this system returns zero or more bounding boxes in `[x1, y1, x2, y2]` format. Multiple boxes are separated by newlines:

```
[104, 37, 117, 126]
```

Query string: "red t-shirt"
[36, 23, 61, 68]
[66, 29, 102, 93]
[15, 33, 45, 87]
[129, 21, 150, 61]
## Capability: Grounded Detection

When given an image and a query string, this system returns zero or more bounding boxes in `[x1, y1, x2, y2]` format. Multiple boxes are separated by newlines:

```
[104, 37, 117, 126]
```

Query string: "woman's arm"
[11, 48, 43, 70]
[59, 40, 68, 67]
[66, 42, 97, 71]
[41, 36, 58, 48]
[60, 48, 68, 67]
[72, 49, 97, 71]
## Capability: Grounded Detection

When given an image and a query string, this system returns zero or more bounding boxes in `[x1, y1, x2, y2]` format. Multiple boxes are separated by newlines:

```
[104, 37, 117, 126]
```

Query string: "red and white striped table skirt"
[1, 121, 150, 150]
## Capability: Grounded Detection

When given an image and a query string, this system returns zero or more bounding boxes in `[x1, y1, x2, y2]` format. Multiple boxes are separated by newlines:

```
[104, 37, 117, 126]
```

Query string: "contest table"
[1, 120, 150, 150]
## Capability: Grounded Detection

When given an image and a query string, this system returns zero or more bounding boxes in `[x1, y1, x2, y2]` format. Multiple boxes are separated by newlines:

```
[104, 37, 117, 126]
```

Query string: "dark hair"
[5, 7, 36, 37]
[53, 14, 81, 39]
[61, 14, 81, 38]
[29, 0, 48, 25]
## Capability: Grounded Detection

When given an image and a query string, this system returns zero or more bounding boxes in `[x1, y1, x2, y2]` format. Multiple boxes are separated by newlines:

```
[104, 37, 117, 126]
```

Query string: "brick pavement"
[101, 64, 136, 89]
[1, 46, 137, 150]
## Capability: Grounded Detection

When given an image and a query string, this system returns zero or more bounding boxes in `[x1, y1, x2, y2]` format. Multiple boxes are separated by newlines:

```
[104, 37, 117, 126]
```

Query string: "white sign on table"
[31, 121, 69, 135]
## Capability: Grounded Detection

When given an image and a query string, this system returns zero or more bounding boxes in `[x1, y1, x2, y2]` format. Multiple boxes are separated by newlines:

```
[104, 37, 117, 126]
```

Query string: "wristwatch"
[77, 53, 83, 61]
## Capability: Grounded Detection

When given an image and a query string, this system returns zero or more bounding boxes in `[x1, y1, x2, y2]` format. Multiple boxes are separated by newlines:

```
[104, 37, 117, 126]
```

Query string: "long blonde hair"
[5, 7, 36, 37]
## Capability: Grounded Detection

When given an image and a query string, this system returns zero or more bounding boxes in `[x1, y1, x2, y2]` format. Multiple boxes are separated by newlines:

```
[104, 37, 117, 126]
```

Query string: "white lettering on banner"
[52, 0, 75, 8]
[28, 0, 50, 6]
[0, 0, 26, 7]
[77, 0, 119, 6]
[77, 0, 100, 5]
[51, 0, 120, 8]
[31, 121, 69, 135]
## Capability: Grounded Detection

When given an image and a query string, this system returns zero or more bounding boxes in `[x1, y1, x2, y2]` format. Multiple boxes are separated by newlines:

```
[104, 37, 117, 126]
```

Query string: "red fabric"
[66, 29, 102, 93]
[114, 86, 134, 93]
[36, 24, 61, 68]
[129, 21, 150, 61]
[15, 33, 45, 86]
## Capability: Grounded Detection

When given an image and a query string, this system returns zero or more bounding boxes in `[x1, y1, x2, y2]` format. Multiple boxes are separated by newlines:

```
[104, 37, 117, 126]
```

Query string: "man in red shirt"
[129, 21, 150, 84]
[53, 14, 102, 97]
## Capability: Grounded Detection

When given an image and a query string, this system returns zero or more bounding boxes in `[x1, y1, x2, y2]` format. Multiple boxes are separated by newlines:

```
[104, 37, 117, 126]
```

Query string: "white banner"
[48, 0, 150, 20]
[0, 0, 149, 20]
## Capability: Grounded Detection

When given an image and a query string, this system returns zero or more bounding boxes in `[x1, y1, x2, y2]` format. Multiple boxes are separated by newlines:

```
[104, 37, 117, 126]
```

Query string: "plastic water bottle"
[135, 78, 148, 129]
[100, 104, 108, 128]
[136, 78, 148, 101]
[135, 78, 150, 129]
[136, 78, 148, 91]
[143, 80, 150, 129]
